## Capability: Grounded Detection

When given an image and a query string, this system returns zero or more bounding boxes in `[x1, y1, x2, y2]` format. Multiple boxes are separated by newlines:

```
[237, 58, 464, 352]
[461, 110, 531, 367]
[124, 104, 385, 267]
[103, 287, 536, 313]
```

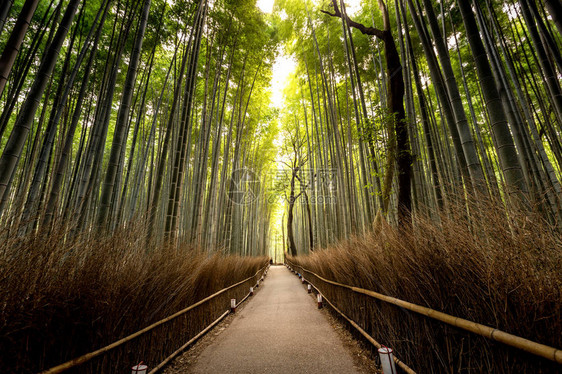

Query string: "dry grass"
[0, 220, 268, 373]
[289, 194, 562, 373]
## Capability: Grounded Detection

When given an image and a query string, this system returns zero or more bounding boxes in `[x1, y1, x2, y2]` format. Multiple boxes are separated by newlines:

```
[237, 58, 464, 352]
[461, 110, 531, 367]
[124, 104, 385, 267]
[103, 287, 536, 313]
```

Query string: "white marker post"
[308, 284, 312, 293]
[301, 276, 305, 284]
[250, 287, 254, 296]
[378, 347, 397, 374]
[317, 294, 323, 309]
[231, 299, 236, 313]
[131, 362, 147, 374]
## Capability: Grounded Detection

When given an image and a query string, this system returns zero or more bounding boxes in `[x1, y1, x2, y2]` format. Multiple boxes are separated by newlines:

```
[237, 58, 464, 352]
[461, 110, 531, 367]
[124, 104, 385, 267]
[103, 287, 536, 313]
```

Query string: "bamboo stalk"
[288, 261, 562, 364]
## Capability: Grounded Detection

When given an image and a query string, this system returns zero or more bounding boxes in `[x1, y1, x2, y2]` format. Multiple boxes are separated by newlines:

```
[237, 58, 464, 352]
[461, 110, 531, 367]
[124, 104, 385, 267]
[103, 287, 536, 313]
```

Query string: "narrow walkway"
[189, 265, 361, 373]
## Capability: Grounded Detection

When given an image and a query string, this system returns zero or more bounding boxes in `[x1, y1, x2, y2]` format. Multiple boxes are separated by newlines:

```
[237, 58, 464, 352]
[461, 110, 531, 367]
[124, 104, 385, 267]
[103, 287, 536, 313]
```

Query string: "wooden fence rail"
[287, 263, 416, 373]
[42, 264, 269, 374]
[286, 260, 562, 365]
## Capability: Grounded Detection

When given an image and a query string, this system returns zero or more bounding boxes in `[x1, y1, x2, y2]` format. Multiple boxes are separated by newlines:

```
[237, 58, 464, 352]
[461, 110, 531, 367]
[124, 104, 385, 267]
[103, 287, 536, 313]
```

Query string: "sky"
[256, 0, 275, 13]
[270, 53, 296, 108]
[256, 0, 293, 108]
[257, 0, 361, 16]
[256, 0, 361, 108]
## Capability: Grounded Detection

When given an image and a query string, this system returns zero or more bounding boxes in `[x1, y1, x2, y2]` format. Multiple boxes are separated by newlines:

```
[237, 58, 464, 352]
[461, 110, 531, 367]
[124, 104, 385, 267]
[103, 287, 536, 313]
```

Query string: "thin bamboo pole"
[148, 310, 230, 374]
[41, 264, 269, 374]
[287, 261, 562, 364]
[308, 281, 416, 374]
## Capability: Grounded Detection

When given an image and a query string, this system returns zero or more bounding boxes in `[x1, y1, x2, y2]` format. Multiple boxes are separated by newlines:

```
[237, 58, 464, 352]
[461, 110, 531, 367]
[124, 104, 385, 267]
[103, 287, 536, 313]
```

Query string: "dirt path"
[164, 265, 368, 373]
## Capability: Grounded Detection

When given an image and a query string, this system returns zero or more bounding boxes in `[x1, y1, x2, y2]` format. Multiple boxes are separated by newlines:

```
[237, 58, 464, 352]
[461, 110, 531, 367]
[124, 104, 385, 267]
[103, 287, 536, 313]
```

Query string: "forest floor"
[163, 265, 379, 373]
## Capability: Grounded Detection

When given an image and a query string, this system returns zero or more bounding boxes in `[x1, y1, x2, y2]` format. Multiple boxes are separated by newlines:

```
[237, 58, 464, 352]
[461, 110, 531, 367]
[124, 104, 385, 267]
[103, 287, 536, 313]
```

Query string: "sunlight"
[265, 0, 362, 109]
[270, 51, 297, 108]
[257, 0, 362, 16]
[342, 0, 361, 17]
[256, 0, 274, 13]
[312, 0, 362, 16]
[502, 3, 520, 20]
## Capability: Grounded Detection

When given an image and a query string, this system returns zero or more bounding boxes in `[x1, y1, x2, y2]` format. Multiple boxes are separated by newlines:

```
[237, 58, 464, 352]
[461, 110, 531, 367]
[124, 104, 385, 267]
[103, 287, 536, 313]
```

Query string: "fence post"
[378, 347, 397, 374]
[131, 362, 147, 374]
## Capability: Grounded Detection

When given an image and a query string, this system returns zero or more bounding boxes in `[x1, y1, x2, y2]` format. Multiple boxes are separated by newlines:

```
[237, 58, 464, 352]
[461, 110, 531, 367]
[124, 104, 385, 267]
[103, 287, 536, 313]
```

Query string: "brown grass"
[0, 220, 268, 373]
[289, 194, 562, 373]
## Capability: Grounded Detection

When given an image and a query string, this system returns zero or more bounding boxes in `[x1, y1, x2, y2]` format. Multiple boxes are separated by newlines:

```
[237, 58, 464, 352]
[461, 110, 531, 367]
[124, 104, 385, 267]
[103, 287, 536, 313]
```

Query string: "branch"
[321, 0, 386, 39]
[279, 160, 292, 169]
[295, 174, 310, 190]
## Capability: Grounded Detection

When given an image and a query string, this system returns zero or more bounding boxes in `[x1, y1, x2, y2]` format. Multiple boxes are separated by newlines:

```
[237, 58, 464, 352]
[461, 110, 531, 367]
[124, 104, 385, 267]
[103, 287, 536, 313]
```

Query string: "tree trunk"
[98, 0, 151, 229]
[0, 0, 80, 217]
[0, 0, 40, 99]
[287, 167, 298, 256]
[323, 0, 412, 227]
[457, 0, 528, 197]
[420, 0, 485, 190]
[543, 0, 562, 37]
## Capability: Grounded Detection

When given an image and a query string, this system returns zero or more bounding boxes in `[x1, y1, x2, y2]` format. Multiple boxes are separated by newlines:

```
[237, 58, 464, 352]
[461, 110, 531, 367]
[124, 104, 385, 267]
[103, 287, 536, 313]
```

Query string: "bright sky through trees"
[256, 0, 274, 13]
[258, 0, 361, 15]
[270, 54, 296, 107]
[263, 0, 362, 261]
[259, 0, 361, 109]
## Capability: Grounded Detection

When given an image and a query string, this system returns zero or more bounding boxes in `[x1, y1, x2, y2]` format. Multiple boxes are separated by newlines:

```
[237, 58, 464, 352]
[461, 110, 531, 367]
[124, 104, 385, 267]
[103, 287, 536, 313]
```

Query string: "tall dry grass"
[289, 194, 562, 373]
[0, 219, 268, 373]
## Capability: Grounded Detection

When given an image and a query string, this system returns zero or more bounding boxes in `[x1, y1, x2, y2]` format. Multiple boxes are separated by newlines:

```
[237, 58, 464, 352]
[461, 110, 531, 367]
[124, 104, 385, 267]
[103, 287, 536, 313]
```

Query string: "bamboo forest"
[0, 0, 561, 372]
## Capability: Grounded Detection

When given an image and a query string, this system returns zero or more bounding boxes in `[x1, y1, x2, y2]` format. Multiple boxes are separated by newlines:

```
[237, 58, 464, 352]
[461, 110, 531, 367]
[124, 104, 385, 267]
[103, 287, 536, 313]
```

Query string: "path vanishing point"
[187, 265, 361, 373]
